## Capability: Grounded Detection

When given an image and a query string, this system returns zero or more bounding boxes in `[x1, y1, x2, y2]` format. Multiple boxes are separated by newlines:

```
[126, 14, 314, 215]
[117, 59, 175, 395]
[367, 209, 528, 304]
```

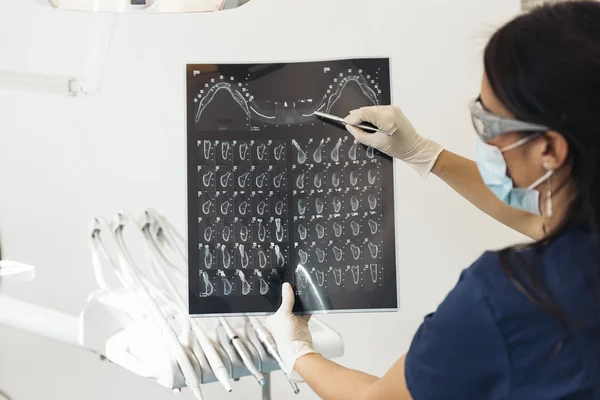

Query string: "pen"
[314, 111, 396, 136]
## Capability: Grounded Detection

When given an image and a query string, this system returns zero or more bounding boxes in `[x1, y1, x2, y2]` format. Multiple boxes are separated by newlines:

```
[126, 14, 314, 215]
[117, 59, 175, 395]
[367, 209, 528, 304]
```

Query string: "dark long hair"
[484, 1, 600, 331]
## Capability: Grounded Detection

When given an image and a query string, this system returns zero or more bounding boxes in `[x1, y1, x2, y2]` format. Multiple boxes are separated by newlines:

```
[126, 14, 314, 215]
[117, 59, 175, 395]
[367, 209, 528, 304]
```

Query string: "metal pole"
[261, 372, 272, 400]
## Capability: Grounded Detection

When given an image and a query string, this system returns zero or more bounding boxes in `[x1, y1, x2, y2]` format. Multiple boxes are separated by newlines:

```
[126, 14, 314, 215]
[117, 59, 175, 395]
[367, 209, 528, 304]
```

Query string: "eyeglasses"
[468, 96, 549, 142]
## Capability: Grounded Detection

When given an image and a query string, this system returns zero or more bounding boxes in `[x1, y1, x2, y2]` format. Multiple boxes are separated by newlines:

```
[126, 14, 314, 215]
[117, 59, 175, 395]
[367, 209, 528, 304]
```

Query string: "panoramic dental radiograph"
[188, 58, 397, 315]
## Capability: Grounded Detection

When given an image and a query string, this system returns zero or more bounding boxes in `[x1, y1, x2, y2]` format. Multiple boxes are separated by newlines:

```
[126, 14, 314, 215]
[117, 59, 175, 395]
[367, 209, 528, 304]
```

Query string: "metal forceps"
[314, 111, 397, 136]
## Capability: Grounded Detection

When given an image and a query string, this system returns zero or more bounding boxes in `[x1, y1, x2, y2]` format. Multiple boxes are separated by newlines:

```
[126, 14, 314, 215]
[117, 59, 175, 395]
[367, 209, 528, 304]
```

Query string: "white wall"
[0, 0, 525, 399]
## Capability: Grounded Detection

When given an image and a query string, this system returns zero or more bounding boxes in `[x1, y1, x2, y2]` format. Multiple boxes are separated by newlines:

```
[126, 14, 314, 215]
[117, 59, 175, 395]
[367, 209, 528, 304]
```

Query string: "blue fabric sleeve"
[405, 264, 510, 400]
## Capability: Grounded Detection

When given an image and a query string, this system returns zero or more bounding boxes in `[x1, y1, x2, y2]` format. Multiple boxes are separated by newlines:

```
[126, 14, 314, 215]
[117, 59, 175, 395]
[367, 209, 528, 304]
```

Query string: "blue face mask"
[475, 137, 553, 216]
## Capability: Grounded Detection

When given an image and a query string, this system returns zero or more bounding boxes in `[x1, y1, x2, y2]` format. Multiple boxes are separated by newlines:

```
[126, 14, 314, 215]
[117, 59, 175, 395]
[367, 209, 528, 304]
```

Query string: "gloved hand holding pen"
[265, 282, 317, 381]
[344, 106, 444, 178]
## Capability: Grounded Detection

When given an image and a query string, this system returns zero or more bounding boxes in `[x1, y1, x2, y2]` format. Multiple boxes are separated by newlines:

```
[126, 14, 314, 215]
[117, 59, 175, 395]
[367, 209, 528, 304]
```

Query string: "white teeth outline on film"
[368, 193, 377, 210]
[333, 268, 342, 286]
[236, 270, 251, 295]
[298, 199, 306, 215]
[239, 225, 249, 242]
[296, 267, 308, 288]
[274, 144, 285, 161]
[314, 173, 322, 188]
[351, 195, 359, 211]
[257, 143, 267, 161]
[315, 198, 324, 214]
[350, 244, 361, 260]
[315, 248, 325, 263]
[292, 139, 307, 164]
[257, 200, 267, 215]
[220, 171, 232, 188]
[368, 169, 376, 185]
[238, 172, 250, 188]
[222, 225, 231, 242]
[315, 223, 325, 239]
[238, 200, 249, 216]
[221, 244, 231, 268]
[256, 172, 267, 188]
[366, 146, 375, 159]
[275, 200, 284, 215]
[203, 226, 213, 242]
[201, 271, 214, 296]
[220, 200, 230, 215]
[275, 244, 285, 267]
[257, 248, 267, 268]
[351, 221, 360, 236]
[202, 199, 212, 215]
[332, 172, 340, 187]
[296, 172, 305, 189]
[332, 197, 342, 213]
[203, 140, 212, 160]
[351, 265, 360, 284]
[239, 143, 249, 161]
[239, 244, 249, 268]
[313, 139, 325, 163]
[204, 245, 213, 269]
[350, 171, 358, 186]
[221, 141, 231, 160]
[333, 246, 343, 262]
[273, 173, 284, 188]
[257, 221, 267, 242]
[275, 218, 284, 242]
[349, 140, 358, 161]
[254, 270, 269, 295]
[202, 170, 214, 187]
[368, 242, 379, 259]
[368, 219, 378, 234]
[369, 264, 378, 283]
[298, 224, 307, 240]
[331, 138, 342, 162]
[316, 270, 325, 287]
[333, 222, 342, 237]
[218, 270, 233, 295]
[298, 249, 308, 265]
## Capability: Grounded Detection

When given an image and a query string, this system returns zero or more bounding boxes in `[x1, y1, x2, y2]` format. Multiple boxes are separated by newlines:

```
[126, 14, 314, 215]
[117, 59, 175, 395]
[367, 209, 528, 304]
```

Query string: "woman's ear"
[541, 131, 569, 171]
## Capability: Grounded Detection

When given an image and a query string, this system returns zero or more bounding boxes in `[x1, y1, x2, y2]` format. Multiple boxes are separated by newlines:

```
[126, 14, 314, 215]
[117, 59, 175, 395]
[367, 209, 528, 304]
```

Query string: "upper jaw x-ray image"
[187, 58, 398, 316]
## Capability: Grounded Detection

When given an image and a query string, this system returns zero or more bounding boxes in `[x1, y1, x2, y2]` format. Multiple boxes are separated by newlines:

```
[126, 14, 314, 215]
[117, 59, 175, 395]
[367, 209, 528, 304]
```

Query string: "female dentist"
[266, 2, 600, 399]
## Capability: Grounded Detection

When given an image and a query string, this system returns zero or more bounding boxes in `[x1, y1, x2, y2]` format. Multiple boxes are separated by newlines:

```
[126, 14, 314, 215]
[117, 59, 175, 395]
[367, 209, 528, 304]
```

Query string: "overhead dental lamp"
[521, 0, 573, 11]
[46, 0, 251, 13]
[0, 0, 252, 96]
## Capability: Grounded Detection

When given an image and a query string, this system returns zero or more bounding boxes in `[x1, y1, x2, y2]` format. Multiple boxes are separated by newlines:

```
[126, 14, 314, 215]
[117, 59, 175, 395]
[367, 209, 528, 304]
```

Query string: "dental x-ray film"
[187, 58, 397, 315]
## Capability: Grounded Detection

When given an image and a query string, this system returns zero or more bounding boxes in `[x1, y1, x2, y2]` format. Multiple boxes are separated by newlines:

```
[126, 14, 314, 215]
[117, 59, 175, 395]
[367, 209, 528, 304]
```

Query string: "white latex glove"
[344, 105, 444, 178]
[266, 283, 318, 381]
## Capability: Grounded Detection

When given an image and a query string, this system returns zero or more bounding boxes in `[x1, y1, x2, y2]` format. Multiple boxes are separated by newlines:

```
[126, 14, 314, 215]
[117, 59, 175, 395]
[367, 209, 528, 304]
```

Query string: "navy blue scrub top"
[405, 226, 600, 400]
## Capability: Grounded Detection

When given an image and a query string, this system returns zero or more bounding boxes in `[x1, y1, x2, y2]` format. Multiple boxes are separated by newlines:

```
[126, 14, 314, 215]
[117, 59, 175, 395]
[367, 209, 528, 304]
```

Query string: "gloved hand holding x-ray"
[266, 283, 317, 381]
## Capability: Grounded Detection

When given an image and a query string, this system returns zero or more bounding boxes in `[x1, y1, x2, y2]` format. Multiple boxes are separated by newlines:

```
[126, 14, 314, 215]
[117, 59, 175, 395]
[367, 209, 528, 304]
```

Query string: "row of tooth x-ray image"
[186, 58, 398, 316]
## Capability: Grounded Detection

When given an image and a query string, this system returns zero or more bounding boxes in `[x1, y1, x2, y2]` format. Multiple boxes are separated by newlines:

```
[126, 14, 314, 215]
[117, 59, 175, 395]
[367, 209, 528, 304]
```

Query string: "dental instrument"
[248, 317, 300, 394]
[0, 209, 345, 400]
[144, 210, 233, 392]
[94, 217, 204, 400]
[219, 317, 265, 386]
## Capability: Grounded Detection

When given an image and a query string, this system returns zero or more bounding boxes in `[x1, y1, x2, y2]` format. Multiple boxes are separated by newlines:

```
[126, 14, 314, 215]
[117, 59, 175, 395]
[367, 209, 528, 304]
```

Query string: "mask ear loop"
[544, 164, 553, 218]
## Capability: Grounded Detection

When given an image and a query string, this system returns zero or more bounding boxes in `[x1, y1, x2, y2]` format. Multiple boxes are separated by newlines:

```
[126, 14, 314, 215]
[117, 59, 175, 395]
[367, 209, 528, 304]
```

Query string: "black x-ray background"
[187, 58, 398, 315]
